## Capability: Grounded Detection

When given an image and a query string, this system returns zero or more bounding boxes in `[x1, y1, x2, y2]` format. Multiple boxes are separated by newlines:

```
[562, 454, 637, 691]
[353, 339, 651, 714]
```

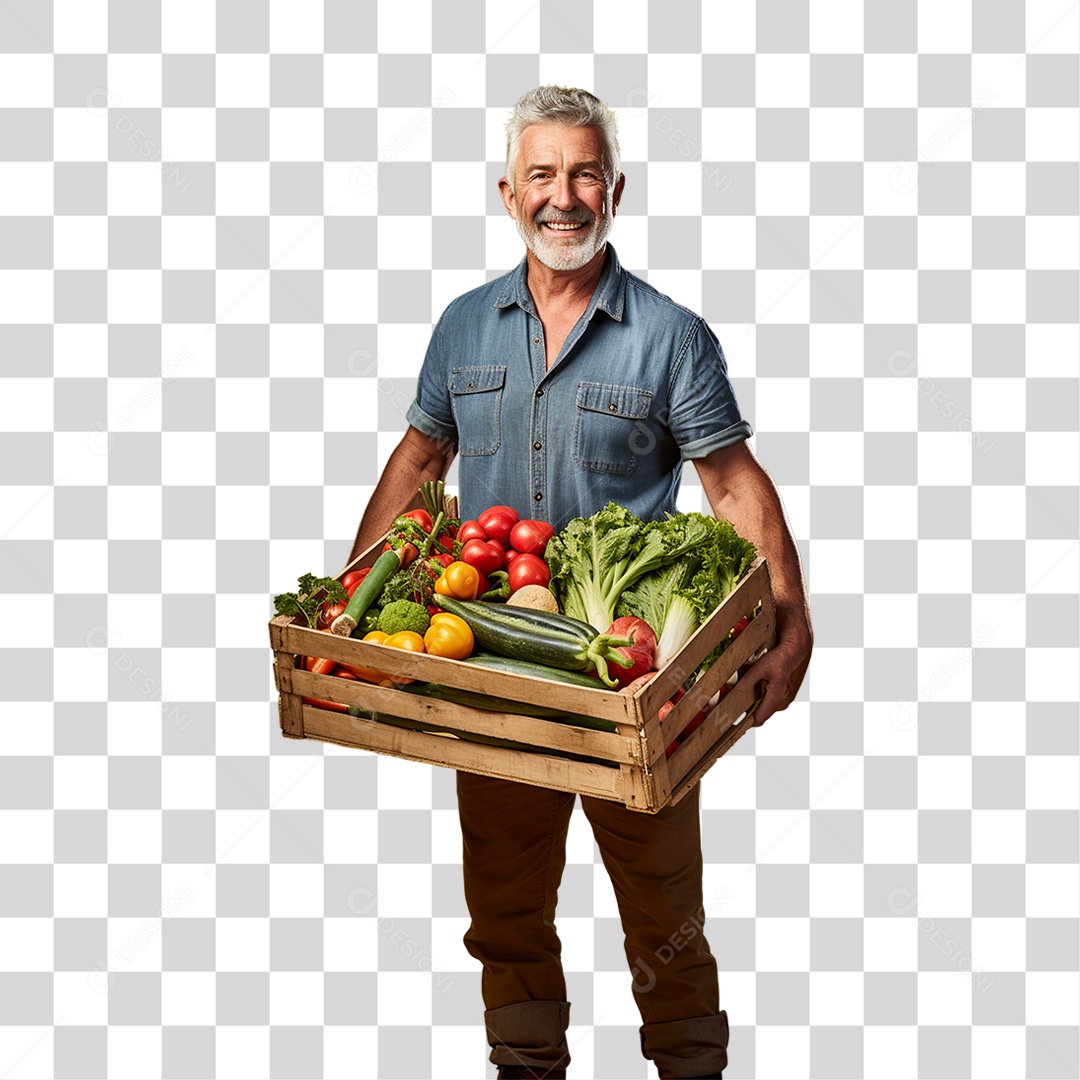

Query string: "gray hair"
[504, 86, 621, 193]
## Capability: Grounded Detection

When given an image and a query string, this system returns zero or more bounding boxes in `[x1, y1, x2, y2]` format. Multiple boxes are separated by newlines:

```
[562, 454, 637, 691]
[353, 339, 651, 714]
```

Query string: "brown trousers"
[457, 770, 730, 1079]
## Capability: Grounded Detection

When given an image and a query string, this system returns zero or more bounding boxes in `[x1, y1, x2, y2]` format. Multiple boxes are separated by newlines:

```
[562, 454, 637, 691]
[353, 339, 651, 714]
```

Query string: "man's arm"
[693, 438, 812, 726]
[345, 425, 456, 566]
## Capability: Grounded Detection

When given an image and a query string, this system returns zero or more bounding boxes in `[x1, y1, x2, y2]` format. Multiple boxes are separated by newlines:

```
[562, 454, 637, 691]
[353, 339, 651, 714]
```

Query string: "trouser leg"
[580, 784, 729, 1079]
[456, 770, 576, 1070]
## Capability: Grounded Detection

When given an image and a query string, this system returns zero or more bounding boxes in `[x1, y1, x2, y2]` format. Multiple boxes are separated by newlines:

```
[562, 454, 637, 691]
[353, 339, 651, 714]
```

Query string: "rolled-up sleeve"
[666, 318, 753, 459]
[405, 308, 458, 444]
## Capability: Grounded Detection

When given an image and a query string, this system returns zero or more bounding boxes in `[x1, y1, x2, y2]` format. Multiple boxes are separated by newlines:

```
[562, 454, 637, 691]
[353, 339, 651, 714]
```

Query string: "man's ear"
[611, 172, 625, 215]
[498, 177, 516, 219]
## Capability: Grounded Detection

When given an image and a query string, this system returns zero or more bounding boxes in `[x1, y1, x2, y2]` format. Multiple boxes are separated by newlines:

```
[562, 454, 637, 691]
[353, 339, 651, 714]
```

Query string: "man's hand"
[738, 632, 812, 727]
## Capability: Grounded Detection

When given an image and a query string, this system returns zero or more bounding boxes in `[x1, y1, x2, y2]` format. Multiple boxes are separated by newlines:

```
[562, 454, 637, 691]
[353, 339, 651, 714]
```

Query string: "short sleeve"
[404, 308, 457, 444]
[666, 319, 753, 459]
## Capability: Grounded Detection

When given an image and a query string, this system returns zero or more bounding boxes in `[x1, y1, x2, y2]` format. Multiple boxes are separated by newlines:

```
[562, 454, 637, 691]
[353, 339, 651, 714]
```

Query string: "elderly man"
[347, 86, 812, 1080]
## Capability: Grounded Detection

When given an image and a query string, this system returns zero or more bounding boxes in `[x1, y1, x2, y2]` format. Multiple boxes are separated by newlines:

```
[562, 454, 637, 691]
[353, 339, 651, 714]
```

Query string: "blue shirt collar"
[493, 242, 626, 322]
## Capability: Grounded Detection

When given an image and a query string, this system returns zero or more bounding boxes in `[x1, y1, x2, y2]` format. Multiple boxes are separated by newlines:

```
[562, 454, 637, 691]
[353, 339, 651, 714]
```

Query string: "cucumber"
[330, 549, 402, 636]
[471, 601, 601, 638]
[432, 594, 634, 688]
[393, 682, 617, 732]
[461, 652, 609, 689]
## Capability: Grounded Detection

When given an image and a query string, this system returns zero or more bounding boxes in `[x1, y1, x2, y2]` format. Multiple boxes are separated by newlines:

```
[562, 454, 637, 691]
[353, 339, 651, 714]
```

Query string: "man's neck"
[524, 244, 608, 312]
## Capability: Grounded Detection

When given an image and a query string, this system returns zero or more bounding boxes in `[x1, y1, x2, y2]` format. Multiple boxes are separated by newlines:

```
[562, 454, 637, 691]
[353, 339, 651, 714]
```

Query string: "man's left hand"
[739, 635, 812, 727]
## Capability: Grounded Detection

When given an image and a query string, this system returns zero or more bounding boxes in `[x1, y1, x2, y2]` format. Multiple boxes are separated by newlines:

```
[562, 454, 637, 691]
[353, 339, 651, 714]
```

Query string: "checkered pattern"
[1, 0, 1079, 1077]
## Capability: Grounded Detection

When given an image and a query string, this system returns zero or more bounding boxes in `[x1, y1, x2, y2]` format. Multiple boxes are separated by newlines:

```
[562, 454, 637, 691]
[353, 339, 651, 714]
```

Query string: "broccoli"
[377, 600, 430, 636]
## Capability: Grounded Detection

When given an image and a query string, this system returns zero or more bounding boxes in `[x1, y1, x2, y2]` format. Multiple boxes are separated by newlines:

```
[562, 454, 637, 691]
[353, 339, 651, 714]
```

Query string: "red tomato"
[457, 520, 488, 543]
[509, 519, 555, 558]
[477, 506, 519, 546]
[401, 509, 433, 532]
[341, 568, 369, 591]
[459, 537, 504, 578]
[507, 552, 550, 592]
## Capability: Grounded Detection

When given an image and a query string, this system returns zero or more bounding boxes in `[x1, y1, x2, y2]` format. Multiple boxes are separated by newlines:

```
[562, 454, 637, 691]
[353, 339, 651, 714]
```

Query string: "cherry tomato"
[423, 613, 474, 660]
[504, 548, 521, 566]
[509, 519, 554, 558]
[507, 552, 550, 592]
[433, 532, 457, 555]
[401, 509, 433, 532]
[477, 506, 519, 547]
[457, 520, 488, 544]
[459, 537, 504, 578]
[434, 561, 481, 601]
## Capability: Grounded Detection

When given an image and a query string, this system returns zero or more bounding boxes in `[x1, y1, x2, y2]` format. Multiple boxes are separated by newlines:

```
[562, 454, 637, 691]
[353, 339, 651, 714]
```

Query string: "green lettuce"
[545, 503, 754, 644]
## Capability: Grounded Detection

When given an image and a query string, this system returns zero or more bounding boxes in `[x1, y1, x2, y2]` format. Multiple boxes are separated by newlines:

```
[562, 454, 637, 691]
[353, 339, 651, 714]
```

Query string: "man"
[347, 86, 812, 1080]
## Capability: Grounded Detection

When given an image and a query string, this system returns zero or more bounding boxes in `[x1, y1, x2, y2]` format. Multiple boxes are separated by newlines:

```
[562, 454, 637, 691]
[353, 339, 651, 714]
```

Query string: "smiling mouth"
[541, 221, 585, 232]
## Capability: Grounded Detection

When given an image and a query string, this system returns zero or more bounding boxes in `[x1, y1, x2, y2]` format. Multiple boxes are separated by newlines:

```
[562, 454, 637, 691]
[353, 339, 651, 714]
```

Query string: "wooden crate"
[269, 543, 777, 813]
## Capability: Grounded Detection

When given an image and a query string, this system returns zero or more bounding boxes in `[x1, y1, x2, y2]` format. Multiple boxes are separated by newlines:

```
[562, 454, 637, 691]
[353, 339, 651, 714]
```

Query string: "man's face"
[500, 122, 623, 272]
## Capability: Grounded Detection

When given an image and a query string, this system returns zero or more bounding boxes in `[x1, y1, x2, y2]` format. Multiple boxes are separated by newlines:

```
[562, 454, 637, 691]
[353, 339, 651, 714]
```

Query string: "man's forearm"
[346, 432, 452, 565]
[704, 458, 812, 646]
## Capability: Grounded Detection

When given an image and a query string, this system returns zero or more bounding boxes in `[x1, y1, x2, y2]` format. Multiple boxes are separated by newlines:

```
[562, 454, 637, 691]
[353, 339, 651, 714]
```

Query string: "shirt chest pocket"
[448, 366, 506, 456]
[573, 382, 654, 475]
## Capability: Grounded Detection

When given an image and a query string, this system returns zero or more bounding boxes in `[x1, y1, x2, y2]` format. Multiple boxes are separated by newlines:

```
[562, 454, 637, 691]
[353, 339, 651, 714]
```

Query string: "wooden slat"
[665, 671, 765, 802]
[273, 650, 304, 737]
[648, 602, 777, 767]
[300, 707, 629, 804]
[276, 620, 636, 725]
[636, 559, 772, 722]
[291, 669, 634, 764]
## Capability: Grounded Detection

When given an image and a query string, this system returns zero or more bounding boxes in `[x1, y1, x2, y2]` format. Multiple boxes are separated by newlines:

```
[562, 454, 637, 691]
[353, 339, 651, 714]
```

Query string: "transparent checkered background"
[2, 1, 1079, 1077]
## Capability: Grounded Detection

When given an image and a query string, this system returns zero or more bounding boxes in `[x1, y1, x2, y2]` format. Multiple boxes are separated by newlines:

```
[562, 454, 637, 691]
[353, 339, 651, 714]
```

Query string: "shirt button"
[533, 338, 540, 344]
[609, 402, 617, 411]
[534, 492, 543, 502]
[533, 441, 542, 450]
[535, 388, 543, 397]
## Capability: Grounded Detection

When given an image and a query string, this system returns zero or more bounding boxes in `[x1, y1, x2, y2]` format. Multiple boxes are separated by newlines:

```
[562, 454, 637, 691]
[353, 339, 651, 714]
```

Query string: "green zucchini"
[461, 652, 609, 689]
[431, 595, 633, 687]
[330, 549, 402, 636]
[471, 601, 600, 638]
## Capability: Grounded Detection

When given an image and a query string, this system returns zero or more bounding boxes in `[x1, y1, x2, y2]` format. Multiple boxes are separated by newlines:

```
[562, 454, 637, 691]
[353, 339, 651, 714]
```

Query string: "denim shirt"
[405, 243, 753, 533]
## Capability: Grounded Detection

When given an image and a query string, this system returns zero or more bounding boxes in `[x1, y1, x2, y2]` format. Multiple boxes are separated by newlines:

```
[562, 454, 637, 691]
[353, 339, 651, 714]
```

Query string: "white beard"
[515, 203, 614, 272]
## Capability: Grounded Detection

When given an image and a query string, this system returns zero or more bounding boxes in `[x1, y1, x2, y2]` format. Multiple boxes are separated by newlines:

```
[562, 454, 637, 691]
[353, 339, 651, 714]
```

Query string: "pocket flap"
[576, 381, 652, 420]
[449, 366, 507, 395]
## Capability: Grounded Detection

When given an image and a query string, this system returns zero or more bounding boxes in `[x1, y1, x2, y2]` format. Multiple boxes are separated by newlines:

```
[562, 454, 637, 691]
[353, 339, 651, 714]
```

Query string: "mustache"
[535, 211, 595, 225]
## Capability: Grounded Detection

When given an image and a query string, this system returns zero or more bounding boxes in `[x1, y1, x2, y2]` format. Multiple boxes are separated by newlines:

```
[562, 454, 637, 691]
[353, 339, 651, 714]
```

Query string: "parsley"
[274, 574, 348, 629]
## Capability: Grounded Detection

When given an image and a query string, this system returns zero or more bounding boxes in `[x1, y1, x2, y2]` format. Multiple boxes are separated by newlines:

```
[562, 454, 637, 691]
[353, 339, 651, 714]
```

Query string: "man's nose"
[548, 171, 575, 209]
